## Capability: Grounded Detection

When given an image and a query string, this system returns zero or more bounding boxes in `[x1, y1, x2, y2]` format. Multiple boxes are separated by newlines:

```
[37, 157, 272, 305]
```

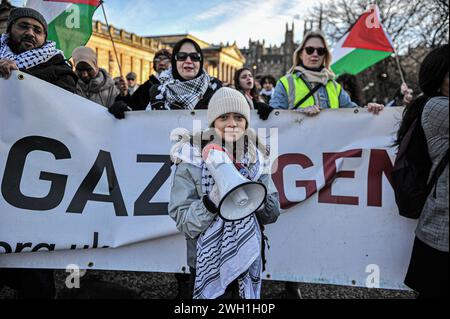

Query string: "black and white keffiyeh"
[0, 34, 64, 70]
[193, 150, 264, 300]
[156, 68, 217, 110]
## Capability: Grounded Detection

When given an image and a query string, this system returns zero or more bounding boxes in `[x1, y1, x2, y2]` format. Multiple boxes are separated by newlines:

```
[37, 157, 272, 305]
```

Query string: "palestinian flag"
[331, 5, 395, 76]
[25, 0, 101, 57]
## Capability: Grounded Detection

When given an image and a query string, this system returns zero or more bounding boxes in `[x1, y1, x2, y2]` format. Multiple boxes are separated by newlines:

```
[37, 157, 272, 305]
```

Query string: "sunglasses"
[126, 77, 136, 81]
[175, 52, 202, 62]
[304, 46, 328, 56]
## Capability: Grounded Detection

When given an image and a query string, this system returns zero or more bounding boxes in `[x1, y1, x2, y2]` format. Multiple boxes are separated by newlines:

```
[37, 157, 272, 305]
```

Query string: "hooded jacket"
[76, 68, 119, 108]
[168, 141, 281, 269]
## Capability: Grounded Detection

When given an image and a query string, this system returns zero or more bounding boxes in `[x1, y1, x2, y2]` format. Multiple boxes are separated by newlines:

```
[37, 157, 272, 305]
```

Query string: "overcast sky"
[12, 0, 326, 47]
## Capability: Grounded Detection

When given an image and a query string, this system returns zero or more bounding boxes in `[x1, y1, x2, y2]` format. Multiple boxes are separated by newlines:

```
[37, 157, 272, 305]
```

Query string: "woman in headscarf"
[270, 30, 384, 116]
[149, 38, 222, 110]
[109, 38, 222, 118]
[168, 87, 280, 299]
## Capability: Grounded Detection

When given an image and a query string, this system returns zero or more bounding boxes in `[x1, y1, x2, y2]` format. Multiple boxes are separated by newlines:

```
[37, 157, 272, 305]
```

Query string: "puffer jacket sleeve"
[270, 81, 289, 109]
[255, 174, 281, 225]
[168, 163, 217, 239]
[107, 85, 121, 108]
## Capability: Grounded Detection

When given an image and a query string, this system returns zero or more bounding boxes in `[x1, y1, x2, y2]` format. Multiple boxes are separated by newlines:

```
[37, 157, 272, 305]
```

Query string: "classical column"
[140, 58, 144, 83]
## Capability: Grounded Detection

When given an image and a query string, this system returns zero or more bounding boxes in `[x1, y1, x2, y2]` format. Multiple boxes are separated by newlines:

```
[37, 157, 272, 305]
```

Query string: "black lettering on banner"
[0, 242, 12, 254]
[15, 242, 32, 253]
[66, 151, 128, 216]
[31, 243, 55, 252]
[134, 155, 172, 216]
[1, 136, 71, 211]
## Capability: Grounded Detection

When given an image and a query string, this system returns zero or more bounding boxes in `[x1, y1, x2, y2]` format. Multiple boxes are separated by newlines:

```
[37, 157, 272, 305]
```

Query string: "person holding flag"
[72, 46, 120, 109]
[0, 7, 77, 92]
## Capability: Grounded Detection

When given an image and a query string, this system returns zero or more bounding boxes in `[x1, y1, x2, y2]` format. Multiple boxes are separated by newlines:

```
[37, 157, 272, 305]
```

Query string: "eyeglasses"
[304, 46, 327, 56]
[175, 52, 202, 62]
[126, 77, 136, 81]
[14, 22, 44, 36]
[154, 56, 170, 63]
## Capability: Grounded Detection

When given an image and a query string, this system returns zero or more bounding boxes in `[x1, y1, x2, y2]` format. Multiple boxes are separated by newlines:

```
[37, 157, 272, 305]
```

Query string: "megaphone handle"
[202, 195, 219, 215]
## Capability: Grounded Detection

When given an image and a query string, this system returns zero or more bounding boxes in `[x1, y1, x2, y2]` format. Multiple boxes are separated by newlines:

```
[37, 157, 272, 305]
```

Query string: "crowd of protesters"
[0, 7, 448, 300]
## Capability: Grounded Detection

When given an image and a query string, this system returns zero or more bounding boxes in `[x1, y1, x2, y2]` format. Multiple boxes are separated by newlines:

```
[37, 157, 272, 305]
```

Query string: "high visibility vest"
[279, 73, 342, 109]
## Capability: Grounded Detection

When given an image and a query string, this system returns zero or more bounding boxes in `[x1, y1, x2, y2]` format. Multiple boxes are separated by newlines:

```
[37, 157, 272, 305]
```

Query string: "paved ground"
[0, 270, 416, 299]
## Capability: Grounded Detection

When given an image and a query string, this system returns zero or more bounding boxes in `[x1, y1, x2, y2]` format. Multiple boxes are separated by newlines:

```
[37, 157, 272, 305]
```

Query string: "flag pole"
[375, 2, 406, 85]
[100, 0, 123, 76]
[393, 48, 406, 84]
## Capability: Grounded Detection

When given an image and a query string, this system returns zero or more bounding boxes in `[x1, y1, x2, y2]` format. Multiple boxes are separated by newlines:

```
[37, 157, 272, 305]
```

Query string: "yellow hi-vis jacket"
[279, 73, 342, 109]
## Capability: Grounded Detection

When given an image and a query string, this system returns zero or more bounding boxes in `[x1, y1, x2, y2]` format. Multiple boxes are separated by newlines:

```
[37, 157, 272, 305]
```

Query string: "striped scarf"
[194, 150, 263, 299]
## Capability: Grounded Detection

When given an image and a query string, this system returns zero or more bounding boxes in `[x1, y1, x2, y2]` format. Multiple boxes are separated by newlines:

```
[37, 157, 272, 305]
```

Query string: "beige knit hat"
[207, 88, 251, 128]
[72, 46, 98, 72]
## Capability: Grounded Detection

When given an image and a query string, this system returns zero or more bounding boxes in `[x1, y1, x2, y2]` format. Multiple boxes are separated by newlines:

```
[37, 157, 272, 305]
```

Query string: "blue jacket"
[270, 73, 358, 110]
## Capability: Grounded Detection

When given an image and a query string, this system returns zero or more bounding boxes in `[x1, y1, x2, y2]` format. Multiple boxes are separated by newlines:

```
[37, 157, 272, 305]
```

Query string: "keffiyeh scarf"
[193, 149, 264, 300]
[0, 34, 64, 70]
[156, 68, 217, 110]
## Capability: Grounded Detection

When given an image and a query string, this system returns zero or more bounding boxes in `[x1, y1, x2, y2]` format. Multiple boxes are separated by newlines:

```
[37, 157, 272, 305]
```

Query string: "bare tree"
[307, 0, 449, 103]
[309, 0, 448, 49]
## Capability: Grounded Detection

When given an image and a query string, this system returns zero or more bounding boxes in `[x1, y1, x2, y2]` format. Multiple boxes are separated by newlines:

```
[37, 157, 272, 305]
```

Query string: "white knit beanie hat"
[207, 87, 251, 128]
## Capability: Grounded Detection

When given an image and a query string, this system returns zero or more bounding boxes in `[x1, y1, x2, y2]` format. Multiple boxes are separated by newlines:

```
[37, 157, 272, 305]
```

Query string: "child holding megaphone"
[169, 87, 281, 299]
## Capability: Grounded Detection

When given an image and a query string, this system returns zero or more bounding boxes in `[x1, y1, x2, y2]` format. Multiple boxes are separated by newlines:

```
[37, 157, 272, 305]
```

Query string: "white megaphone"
[202, 144, 267, 221]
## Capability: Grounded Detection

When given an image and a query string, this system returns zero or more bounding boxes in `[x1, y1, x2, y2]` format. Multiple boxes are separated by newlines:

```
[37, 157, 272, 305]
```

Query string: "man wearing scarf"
[0, 7, 79, 299]
[0, 7, 77, 92]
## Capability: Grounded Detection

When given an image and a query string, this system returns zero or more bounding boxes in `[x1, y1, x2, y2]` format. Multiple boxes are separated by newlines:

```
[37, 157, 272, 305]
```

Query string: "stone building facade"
[241, 23, 298, 80]
[0, 0, 245, 84]
[86, 21, 169, 84]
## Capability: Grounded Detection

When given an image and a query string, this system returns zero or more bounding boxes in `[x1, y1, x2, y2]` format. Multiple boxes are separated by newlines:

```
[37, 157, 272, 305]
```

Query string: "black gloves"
[108, 101, 130, 120]
[254, 102, 274, 121]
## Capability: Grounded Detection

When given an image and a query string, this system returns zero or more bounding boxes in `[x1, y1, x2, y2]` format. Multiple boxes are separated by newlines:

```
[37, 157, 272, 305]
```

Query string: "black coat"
[23, 54, 78, 93]
[149, 77, 222, 110]
[115, 74, 160, 111]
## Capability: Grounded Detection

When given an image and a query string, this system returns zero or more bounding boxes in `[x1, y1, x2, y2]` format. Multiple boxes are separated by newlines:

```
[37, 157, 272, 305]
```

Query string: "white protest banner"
[0, 72, 416, 289]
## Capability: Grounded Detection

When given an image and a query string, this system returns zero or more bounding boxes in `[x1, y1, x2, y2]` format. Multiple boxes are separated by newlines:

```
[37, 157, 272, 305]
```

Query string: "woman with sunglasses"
[270, 31, 384, 116]
[109, 39, 221, 118]
[148, 38, 222, 110]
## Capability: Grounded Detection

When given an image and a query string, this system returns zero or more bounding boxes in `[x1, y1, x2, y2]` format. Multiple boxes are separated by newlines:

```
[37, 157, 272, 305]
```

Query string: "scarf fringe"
[194, 150, 263, 299]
